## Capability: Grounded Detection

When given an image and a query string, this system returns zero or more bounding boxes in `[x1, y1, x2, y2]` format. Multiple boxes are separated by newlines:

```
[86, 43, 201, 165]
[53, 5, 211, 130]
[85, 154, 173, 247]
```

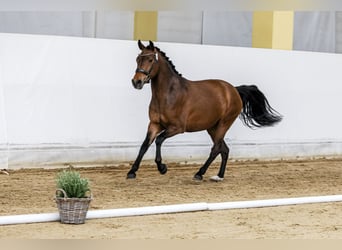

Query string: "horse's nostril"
[132, 79, 143, 89]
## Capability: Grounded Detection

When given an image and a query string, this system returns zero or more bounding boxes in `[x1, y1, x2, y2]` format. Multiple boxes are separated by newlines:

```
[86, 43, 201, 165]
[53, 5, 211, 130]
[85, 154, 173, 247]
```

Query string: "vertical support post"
[134, 11, 158, 41]
[252, 11, 294, 50]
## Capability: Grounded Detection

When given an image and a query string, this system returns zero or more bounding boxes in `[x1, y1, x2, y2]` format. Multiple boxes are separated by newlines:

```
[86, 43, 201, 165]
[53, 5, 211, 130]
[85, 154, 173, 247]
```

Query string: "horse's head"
[132, 40, 159, 89]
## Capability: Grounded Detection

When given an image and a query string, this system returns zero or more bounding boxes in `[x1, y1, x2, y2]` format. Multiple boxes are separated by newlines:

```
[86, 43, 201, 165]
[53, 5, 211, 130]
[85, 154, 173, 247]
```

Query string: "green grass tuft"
[56, 170, 90, 198]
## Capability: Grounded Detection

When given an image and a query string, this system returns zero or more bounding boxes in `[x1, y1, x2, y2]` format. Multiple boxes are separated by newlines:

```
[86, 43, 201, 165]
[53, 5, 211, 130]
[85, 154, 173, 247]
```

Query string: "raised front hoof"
[126, 172, 136, 179]
[210, 175, 224, 182]
[193, 174, 203, 181]
[158, 164, 168, 175]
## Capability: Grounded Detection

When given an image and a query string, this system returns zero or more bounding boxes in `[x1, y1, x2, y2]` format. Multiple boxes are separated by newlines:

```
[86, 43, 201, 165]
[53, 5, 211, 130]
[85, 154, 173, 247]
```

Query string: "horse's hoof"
[193, 174, 203, 181]
[159, 164, 168, 175]
[126, 172, 136, 179]
[210, 175, 224, 182]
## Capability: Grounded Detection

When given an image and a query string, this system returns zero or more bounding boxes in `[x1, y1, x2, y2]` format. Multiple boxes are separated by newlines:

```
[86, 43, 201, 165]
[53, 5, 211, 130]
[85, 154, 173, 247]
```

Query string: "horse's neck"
[151, 67, 185, 104]
[153, 59, 182, 88]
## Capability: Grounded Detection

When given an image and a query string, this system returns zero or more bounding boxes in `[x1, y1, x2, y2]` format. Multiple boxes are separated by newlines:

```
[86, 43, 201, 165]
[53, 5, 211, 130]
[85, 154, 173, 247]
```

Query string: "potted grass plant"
[55, 169, 92, 224]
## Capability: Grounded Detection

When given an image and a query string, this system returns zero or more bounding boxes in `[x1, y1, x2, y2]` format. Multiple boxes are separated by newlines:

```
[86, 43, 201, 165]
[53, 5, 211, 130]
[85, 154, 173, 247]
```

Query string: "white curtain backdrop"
[336, 12, 342, 53]
[0, 11, 86, 36]
[202, 11, 252, 47]
[95, 11, 134, 40]
[293, 11, 336, 53]
[0, 11, 340, 53]
[157, 11, 203, 44]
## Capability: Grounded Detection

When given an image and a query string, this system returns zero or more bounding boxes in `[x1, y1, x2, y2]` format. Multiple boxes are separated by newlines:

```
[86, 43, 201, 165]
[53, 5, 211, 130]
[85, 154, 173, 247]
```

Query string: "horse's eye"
[149, 59, 153, 63]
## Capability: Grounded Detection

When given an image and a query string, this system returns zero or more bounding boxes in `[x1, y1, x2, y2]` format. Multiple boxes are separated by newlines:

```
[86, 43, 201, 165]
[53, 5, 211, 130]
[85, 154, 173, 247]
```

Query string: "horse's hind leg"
[210, 141, 229, 182]
[194, 123, 232, 181]
[194, 141, 222, 180]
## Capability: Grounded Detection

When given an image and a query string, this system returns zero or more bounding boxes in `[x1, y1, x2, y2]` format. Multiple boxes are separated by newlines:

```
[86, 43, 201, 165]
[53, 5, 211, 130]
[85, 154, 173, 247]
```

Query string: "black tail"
[236, 85, 282, 128]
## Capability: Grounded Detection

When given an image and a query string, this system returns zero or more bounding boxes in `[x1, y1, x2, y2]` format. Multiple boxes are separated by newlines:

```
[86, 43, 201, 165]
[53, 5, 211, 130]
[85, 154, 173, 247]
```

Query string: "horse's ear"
[138, 40, 145, 50]
[149, 40, 155, 50]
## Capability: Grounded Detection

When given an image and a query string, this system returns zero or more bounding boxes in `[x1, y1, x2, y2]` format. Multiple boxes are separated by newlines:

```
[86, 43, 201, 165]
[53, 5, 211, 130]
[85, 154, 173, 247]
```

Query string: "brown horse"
[128, 40, 282, 181]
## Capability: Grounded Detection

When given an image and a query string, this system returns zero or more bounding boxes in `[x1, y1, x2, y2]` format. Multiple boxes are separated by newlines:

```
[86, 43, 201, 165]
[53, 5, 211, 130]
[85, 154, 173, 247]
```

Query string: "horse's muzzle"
[132, 77, 150, 89]
[132, 78, 145, 89]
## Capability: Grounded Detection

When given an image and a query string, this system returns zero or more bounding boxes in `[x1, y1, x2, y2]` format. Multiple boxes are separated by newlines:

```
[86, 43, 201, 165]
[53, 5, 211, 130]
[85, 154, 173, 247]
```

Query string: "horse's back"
[188, 79, 241, 109]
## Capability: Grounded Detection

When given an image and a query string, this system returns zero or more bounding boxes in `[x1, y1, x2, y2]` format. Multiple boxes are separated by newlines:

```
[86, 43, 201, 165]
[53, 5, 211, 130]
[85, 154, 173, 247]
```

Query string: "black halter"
[135, 67, 152, 76]
[135, 52, 158, 78]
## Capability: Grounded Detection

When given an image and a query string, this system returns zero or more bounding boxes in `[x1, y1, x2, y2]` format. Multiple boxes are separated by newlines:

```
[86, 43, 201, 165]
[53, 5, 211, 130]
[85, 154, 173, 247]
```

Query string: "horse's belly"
[185, 110, 220, 132]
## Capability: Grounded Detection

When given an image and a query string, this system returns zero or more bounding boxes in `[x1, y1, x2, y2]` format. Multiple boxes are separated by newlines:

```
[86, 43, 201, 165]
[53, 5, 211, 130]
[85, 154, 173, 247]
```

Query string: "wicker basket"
[55, 189, 92, 224]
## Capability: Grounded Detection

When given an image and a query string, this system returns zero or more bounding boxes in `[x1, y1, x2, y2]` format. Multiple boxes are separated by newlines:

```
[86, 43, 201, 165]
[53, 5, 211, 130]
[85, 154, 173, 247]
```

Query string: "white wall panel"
[1, 33, 342, 168]
[0, 77, 8, 168]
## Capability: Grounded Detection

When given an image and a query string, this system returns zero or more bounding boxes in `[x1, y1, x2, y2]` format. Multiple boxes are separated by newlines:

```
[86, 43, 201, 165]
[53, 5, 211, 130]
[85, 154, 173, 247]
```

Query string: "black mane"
[146, 45, 182, 77]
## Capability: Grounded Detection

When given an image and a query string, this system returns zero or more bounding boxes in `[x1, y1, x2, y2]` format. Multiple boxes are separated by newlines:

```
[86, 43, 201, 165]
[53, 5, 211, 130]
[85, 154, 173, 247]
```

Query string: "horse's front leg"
[155, 131, 168, 175]
[154, 127, 182, 175]
[127, 123, 162, 179]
